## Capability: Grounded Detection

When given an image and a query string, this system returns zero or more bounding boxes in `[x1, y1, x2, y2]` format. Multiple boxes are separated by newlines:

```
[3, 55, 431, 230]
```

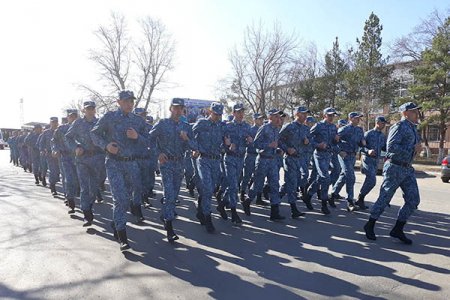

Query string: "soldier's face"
[210, 112, 221, 122]
[50, 121, 58, 129]
[170, 105, 184, 119]
[405, 109, 419, 123]
[254, 118, 264, 126]
[233, 110, 244, 122]
[376, 122, 386, 130]
[350, 117, 360, 126]
[296, 112, 307, 123]
[324, 114, 335, 123]
[269, 114, 281, 126]
[84, 107, 96, 118]
[118, 99, 134, 114]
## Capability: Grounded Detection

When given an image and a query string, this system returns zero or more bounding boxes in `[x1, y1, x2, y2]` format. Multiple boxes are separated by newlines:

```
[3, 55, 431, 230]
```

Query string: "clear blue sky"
[0, 0, 448, 127]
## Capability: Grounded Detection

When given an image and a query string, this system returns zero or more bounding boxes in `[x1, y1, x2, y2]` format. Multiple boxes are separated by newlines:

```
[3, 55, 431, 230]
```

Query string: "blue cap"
[83, 101, 96, 108]
[233, 103, 245, 111]
[375, 116, 387, 123]
[66, 109, 78, 116]
[399, 102, 421, 112]
[146, 115, 154, 123]
[306, 116, 316, 123]
[267, 109, 282, 116]
[323, 107, 339, 115]
[338, 119, 348, 126]
[133, 107, 146, 114]
[227, 115, 234, 121]
[34, 124, 42, 129]
[296, 106, 310, 113]
[171, 98, 185, 106]
[253, 113, 263, 119]
[348, 112, 363, 119]
[210, 102, 224, 115]
[50, 117, 58, 122]
[119, 90, 136, 101]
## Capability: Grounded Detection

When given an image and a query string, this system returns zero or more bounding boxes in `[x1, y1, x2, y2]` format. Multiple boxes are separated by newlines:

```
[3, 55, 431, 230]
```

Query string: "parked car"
[441, 155, 450, 183]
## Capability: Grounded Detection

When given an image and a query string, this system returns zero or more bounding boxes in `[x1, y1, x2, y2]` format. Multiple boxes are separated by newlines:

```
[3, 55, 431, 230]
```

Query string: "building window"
[428, 126, 440, 142]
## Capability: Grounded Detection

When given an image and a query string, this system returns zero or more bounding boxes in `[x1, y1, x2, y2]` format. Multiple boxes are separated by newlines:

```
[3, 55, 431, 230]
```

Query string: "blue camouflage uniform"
[370, 116, 421, 222]
[24, 130, 41, 178]
[360, 117, 387, 197]
[51, 112, 79, 203]
[306, 109, 339, 202]
[150, 100, 197, 221]
[90, 93, 149, 232]
[66, 105, 105, 215]
[18, 133, 30, 171]
[279, 108, 311, 204]
[39, 119, 60, 186]
[247, 110, 282, 205]
[330, 119, 347, 186]
[331, 113, 365, 202]
[240, 114, 262, 195]
[222, 105, 252, 209]
[192, 103, 225, 216]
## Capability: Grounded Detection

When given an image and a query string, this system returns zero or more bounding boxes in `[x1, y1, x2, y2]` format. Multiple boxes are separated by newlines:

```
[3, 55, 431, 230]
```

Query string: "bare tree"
[229, 21, 297, 114]
[134, 17, 175, 111]
[389, 8, 449, 62]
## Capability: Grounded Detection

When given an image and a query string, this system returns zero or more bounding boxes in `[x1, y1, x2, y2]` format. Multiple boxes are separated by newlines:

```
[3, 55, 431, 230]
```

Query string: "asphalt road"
[1, 149, 449, 300]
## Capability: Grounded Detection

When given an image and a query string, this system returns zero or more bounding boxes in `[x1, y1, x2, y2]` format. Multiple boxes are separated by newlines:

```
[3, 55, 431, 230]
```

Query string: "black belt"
[388, 159, 411, 168]
[200, 153, 221, 160]
[226, 152, 245, 158]
[109, 155, 136, 162]
[167, 155, 183, 161]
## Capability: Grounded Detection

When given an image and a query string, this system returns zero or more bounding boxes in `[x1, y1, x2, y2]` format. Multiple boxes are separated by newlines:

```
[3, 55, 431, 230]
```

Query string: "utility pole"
[19, 98, 24, 126]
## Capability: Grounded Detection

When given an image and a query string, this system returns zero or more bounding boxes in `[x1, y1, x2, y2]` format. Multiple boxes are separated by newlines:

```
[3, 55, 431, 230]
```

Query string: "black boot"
[262, 184, 270, 200]
[42, 176, 47, 187]
[196, 197, 206, 225]
[356, 194, 367, 210]
[50, 184, 57, 196]
[347, 200, 359, 212]
[390, 220, 413, 244]
[117, 229, 130, 251]
[164, 220, 179, 242]
[34, 174, 40, 185]
[270, 204, 285, 221]
[82, 210, 94, 227]
[321, 199, 330, 215]
[240, 191, 246, 202]
[302, 192, 314, 210]
[364, 217, 377, 241]
[328, 194, 337, 208]
[96, 191, 103, 203]
[255, 192, 269, 206]
[215, 189, 223, 203]
[111, 222, 118, 240]
[67, 199, 75, 214]
[290, 203, 305, 219]
[242, 198, 252, 216]
[133, 204, 145, 223]
[216, 201, 228, 220]
[204, 214, 215, 233]
[231, 208, 242, 225]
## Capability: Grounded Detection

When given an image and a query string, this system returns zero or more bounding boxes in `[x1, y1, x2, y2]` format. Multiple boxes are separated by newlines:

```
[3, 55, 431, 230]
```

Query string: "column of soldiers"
[8, 91, 422, 251]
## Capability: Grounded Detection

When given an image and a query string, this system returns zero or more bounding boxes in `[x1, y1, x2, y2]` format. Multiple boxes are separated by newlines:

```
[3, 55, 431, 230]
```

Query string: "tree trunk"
[436, 120, 447, 164]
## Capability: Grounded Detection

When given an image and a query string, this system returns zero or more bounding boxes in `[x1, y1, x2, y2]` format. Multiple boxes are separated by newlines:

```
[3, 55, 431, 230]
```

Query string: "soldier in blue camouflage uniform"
[66, 101, 106, 226]
[8, 131, 20, 166]
[150, 98, 197, 241]
[146, 115, 158, 201]
[133, 107, 154, 206]
[91, 91, 149, 251]
[243, 109, 285, 221]
[357, 116, 387, 210]
[192, 102, 227, 233]
[18, 131, 31, 173]
[51, 109, 79, 212]
[218, 103, 252, 225]
[364, 102, 422, 244]
[278, 106, 311, 218]
[303, 107, 340, 215]
[39, 117, 60, 196]
[240, 113, 265, 205]
[330, 119, 347, 190]
[305, 116, 316, 193]
[330, 112, 366, 212]
[24, 125, 43, 185]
